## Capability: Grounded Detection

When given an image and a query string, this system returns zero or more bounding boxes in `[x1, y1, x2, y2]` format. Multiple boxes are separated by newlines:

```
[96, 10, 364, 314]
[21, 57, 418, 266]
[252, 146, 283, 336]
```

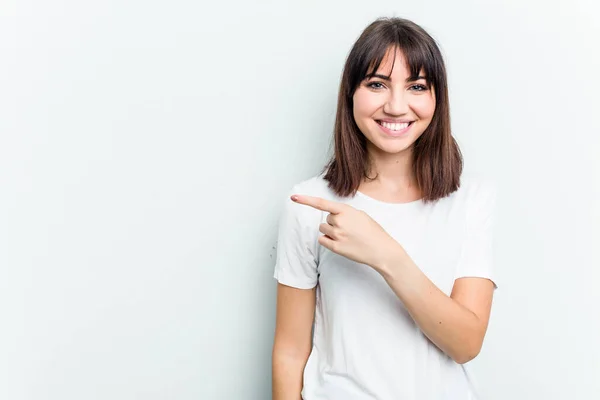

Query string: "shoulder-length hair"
[321, 17, 463, 204]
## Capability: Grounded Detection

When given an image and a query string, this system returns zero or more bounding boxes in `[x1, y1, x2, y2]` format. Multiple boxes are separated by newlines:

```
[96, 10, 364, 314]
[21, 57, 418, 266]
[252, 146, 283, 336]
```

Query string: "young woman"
[272, 17, 498, 400]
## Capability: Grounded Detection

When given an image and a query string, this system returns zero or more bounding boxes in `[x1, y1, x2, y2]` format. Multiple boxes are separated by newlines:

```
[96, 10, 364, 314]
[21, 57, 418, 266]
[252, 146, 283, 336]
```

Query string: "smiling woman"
[272, 17, 498, 400]
[353, 48, 436, 154]
[325, 17, 462, 204]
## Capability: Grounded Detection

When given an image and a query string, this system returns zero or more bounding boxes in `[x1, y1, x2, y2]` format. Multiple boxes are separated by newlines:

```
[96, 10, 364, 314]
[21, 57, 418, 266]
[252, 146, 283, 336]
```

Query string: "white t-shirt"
[273, 173, 498, 400]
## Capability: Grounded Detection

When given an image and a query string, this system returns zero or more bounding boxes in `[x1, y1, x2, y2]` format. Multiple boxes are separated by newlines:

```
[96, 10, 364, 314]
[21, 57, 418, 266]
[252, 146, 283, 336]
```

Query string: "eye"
[367, 81, 386, 90]
[410, 84, 429, 91]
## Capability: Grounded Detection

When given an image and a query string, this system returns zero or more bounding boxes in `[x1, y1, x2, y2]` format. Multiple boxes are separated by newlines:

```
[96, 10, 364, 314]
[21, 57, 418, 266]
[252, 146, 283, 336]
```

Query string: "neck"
[365, 146, 418, 191]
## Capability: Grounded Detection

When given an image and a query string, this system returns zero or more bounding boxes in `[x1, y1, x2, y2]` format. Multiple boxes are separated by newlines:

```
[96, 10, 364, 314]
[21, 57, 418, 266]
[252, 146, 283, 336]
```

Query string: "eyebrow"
[367, 74, 428, 82]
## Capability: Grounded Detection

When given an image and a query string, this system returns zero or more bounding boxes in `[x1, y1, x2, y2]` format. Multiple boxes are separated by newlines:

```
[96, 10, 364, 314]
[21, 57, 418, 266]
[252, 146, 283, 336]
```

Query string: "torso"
[293, 173, 491, 400]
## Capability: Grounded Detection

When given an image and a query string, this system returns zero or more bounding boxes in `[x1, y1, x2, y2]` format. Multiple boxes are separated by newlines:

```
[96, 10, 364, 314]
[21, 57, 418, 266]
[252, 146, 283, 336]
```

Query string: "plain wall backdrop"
[1, 0, 599, 399]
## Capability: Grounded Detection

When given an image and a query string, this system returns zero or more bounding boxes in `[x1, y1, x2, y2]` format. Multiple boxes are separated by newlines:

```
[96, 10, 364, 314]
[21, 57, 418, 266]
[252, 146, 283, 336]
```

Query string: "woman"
[272, 17, 497, 400]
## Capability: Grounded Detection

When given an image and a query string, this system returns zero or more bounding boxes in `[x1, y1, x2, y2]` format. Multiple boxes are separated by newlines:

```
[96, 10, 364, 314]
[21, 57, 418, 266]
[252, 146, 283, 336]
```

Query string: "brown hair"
[321, 17, 463, 204]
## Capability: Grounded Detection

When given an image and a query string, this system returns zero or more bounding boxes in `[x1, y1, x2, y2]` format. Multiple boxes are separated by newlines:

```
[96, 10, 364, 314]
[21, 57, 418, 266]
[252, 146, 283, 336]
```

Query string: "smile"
[377, 121, 413, 131]
[376, 120, 414, 136]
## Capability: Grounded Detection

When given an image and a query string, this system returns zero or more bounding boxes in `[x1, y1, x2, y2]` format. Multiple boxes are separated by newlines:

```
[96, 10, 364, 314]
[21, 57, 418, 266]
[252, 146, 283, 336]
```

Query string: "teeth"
[380, 121, 410, 131]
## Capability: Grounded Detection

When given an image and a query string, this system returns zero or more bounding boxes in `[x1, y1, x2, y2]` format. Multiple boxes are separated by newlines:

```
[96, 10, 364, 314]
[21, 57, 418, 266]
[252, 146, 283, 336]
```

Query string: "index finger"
[291, 195, 345, 214]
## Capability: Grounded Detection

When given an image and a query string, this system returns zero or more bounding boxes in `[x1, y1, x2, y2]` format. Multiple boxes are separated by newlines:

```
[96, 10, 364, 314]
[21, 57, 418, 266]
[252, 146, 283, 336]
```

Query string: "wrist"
[374, 242, 409, 279]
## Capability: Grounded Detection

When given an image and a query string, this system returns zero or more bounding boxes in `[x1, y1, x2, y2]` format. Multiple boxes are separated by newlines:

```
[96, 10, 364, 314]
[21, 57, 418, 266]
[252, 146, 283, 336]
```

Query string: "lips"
[376, 119, 414, 136]
[377, 120, 413, 131]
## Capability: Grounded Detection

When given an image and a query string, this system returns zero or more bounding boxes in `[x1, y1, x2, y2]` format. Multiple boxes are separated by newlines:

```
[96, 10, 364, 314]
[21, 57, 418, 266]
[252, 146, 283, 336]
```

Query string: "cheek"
[353, 90, 379, 117]
[411, 96, 436, 119]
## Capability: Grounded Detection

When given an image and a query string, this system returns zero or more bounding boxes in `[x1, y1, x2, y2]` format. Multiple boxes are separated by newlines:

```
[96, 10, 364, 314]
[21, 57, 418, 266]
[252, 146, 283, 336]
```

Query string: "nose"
[383, 90, 409, 115]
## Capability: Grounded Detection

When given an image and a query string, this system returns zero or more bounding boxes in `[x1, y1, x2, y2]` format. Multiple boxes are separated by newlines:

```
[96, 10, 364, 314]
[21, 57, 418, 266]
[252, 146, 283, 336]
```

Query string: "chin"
[385, 145, 413, 155]
[372, 131, 419, 148]
[371, 140, 414, 155]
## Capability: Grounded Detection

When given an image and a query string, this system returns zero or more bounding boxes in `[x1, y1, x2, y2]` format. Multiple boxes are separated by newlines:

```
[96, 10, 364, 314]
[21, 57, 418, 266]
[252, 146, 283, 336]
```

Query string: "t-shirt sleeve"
[273, 186, 320, 289]
[454, 181, 499, 288]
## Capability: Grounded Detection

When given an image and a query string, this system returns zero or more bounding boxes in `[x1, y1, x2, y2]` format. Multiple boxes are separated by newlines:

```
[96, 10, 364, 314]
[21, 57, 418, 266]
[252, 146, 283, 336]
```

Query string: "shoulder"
[432, 175, 497, 223]
[280, 173, 334, 224]
[288, 173, 338, 200]
[452, 174, 498, 225]
[451, 174, 498, 207]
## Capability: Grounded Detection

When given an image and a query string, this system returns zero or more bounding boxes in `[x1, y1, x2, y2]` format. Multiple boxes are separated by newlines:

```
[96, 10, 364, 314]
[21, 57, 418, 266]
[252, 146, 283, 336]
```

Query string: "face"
[352, 47, 436, 158]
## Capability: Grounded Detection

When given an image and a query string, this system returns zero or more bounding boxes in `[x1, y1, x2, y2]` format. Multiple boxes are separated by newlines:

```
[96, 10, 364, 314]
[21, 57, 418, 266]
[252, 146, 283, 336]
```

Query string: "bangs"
[347, 22, 443, 94]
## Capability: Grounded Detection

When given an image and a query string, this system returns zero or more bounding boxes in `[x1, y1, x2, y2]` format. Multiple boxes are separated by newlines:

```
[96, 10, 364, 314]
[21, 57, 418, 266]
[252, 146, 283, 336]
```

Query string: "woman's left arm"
[376, 247, 495, 364]
[289, 193, 496, 364]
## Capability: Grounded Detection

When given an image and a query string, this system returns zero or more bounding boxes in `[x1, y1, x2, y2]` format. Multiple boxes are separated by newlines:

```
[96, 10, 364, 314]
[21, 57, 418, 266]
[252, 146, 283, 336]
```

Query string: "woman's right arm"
[272, 283, 316, 400]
